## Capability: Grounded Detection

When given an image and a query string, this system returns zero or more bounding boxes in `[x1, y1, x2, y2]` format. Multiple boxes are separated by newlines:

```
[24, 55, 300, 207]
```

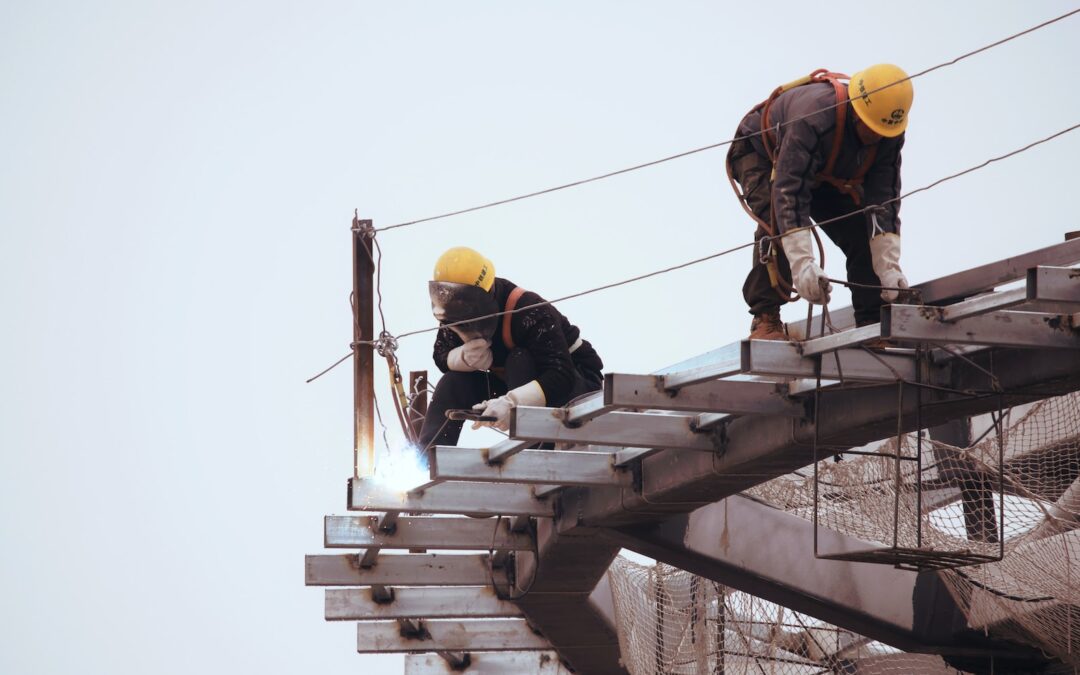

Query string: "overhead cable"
[373, 7, 1079, 233]
[389, 121, 1080, 342]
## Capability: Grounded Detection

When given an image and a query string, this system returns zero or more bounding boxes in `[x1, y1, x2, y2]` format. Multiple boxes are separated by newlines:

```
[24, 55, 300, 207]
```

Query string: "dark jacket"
[432, 277, 603, 404]
[736, 81, 903, 237]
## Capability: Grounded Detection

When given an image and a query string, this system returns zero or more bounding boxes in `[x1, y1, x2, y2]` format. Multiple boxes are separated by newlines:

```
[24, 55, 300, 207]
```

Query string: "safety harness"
[727, 68, 877, 302]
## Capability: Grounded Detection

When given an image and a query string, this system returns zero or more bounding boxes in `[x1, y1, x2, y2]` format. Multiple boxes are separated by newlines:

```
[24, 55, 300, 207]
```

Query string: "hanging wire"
[373, 8, 1080, 234]
[307, 120, 1080, 382]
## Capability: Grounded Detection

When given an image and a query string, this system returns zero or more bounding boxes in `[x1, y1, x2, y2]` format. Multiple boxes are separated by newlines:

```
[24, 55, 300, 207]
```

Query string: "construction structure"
[303, 222, 1080, 673]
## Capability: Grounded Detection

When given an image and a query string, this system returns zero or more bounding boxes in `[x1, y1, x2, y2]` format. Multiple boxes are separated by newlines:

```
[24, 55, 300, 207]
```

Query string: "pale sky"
[2, 2, 1078, 674]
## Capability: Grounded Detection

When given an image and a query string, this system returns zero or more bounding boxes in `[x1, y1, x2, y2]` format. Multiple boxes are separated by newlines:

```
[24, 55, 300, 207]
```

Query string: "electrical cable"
[373, 8, 1079, 234]
[386, 122, 1080, 345]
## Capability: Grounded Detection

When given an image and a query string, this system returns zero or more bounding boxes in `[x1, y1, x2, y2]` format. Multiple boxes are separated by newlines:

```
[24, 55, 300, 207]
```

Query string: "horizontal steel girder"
[486, 438, 533, 463]
[882, 305, 1080, 349]
[555, 346, 1080, 528]
[1028, 265, 1080, 309]
[324, 515, 532, 550]
[348, 478, 553, 517]
[404, 652, 568, 674]
[741, 338, 919, 381]
[357, 618, 551, 654]
[512, 406, 722, 452]
[604, 373, 805, 417]
[606, 496, 1045, 660]
[790, 237, 1080, 339]
[430, 446, 631, 488]
[305, 553, 499, 587]
[326, 586, 522, 621]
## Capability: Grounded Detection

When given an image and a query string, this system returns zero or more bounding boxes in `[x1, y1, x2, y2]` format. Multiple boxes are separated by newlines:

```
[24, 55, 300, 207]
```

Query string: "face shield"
[428, 281, 499, 342]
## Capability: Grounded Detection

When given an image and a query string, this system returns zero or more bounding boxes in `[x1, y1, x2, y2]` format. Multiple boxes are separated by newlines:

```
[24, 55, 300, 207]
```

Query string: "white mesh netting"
[608, 556, 964, 674]
[744, 391, 1080, 666]
[606, 392, 1080, 672]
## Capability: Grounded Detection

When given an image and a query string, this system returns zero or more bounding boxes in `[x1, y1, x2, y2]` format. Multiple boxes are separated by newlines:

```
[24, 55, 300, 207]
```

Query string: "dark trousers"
[417, 348, 601, 460]
[731, 144, 884, 327]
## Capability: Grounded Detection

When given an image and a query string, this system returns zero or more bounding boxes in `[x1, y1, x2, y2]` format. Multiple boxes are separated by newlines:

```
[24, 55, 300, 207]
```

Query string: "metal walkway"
[306, 236, 1080, 674]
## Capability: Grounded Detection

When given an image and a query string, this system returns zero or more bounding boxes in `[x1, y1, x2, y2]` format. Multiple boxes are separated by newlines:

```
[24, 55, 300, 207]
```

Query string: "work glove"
[781, 229, 831, 304]
[447, 338, 493, 372]
[869, 233, 909, 302]
[472, 380, 547, 432]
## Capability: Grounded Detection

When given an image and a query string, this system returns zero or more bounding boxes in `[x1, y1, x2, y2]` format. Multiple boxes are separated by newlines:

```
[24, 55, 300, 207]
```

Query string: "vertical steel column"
[353, 215, 376, 478]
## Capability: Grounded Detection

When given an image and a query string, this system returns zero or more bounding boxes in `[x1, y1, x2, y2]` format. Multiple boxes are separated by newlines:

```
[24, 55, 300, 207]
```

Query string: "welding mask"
[428, 281, 499, 342]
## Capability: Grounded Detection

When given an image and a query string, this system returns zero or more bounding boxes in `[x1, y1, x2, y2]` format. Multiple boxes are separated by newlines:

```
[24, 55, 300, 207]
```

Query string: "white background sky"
[2, 2, 1078, 674]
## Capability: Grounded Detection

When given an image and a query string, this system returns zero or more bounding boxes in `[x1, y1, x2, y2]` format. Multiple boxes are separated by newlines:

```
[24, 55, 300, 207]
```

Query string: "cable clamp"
[374, 331, 399, 358]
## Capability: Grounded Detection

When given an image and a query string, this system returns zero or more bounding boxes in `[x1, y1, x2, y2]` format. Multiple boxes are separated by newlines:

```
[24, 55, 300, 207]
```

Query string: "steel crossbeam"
[305, 553, 498, 586]
[348, 478, 553, 517]
[883, 305, 1080, 349]
[324, 515, 532, 550]
[486, 438, 534, 464]
[357, 618, 551, 653]
[604, 373, 805, 417]
[404, 652, 568, 674]
[1027, 265, 1080, 310]
[740, 339, 918, 381]
[562, 392, 617, 426]
[512, 406, 721, 452]
[326, 586, 522, 621]
[789, 238, 1080, 339]
[430, 446, 631, 488]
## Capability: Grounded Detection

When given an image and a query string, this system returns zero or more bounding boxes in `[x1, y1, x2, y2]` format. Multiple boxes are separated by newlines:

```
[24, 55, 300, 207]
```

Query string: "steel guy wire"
[389, 121, 1080, 343]
[373, 8, 1080, 233]
[305, 119, 1080, 382]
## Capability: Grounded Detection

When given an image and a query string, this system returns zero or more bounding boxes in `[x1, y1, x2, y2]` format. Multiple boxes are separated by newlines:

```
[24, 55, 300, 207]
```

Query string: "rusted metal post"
[353, 215, 376, 478]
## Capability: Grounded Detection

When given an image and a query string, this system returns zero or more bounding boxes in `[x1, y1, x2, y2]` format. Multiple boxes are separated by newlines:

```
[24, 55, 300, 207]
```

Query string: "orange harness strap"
[501, 286, 527, 350]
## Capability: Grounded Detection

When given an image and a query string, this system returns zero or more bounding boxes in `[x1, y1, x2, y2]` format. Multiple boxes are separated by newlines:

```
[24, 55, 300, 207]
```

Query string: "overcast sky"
[3, 2, 1078, 674]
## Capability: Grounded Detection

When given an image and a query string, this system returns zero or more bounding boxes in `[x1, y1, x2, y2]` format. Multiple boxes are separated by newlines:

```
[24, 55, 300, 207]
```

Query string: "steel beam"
[604, 373, 805, 417]
[348, 478, 553, 517]
[607, 496, 1042, 660]
[741, 339, 918, 382]
[657, 342, 743, 389]
[798, 324, 883, 356]
[940, 287, 1027, 321]
[882, 305, 1080, 349]
[326, 587, 522, 621]
[430, 447, 630, 488]
[512, 406, 721, 452]
[789, 237, 1080, 339]
[357, 618, 550, 653]
[1028, 265, 1080, 310]
[556, 346, 1080, 529]
[486, 438, 533, 464]
[324, 515, 532, 551]
[404, 651, 568, 674]
[562, 392, 617, 426]
[305, 553, 498, 587]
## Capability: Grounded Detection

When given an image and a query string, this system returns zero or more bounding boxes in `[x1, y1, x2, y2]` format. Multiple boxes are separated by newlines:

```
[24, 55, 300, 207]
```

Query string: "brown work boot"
[749, 312, 788, 341]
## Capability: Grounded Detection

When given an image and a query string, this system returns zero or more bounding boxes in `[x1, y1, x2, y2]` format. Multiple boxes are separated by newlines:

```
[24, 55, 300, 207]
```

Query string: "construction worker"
[417, 246, 604, 462]
[728, 64, 914, 340]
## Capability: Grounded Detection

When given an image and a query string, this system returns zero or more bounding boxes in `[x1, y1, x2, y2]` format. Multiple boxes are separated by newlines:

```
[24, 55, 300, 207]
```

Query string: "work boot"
[748, 312, 788, 341]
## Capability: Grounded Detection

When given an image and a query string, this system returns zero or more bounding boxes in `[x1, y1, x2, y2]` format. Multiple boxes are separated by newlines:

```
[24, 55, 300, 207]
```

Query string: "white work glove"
[869, 233, 909, 302]
[447, 338, 493, 372]
[781, 228, 831, 304]
[471, 380, 547, 432]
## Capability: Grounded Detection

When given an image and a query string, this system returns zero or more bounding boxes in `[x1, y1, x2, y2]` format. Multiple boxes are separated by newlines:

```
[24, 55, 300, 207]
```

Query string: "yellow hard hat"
[848, 64, 914, 138]
[433, 246, 496, 292]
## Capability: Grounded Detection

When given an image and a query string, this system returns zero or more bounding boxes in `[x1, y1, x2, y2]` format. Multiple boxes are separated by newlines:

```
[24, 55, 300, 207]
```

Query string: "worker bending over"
[417, 246, 603, 463]
[728, 64, 914, 341]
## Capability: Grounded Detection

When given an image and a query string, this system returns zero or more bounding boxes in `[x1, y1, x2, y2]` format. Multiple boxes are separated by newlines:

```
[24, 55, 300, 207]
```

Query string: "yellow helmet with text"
[848, 64, 914, 138]
[433, 246, 496, 292]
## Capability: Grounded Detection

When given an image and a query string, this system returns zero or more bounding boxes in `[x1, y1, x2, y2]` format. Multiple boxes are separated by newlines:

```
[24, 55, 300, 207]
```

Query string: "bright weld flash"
[371, 443, 430, 494]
